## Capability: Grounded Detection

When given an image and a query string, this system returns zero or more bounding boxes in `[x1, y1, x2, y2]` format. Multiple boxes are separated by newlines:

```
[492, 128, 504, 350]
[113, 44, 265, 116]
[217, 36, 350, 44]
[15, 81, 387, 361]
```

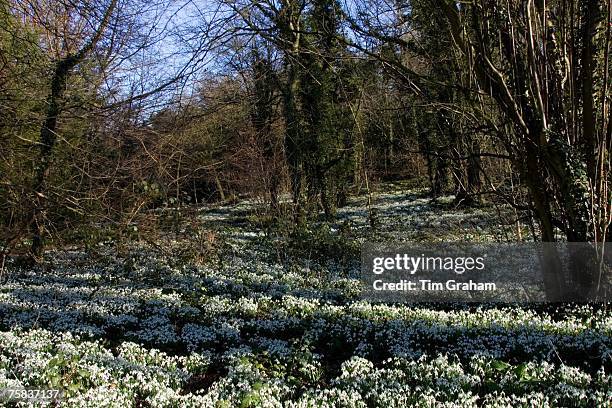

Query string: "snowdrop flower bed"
[0, 190, 610, 407]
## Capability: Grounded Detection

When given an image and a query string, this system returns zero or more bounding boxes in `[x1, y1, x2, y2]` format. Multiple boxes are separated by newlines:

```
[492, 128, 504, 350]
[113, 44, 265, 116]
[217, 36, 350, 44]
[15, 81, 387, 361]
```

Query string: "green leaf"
[68, 383, 81, 393]
[491, 360, 511, 372]
[47, 358, 61, 368]
[77, 369, 90, 378]
[240, 392, 260, 408]
[513, 363, 527, 379]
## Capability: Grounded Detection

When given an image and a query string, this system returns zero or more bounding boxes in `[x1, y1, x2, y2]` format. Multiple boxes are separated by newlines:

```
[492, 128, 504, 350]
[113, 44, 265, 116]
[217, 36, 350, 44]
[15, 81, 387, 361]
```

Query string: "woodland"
[0, 0, 611, 406]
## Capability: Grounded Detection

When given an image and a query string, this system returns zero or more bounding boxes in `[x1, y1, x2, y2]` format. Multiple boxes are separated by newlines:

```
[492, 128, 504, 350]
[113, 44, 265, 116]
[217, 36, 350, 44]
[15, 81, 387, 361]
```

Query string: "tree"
[0, 0, 223, 261]
[228, 0, 357, 220]
[249, 43, 283, 210]
[299, 0, 354, 218]
[27, 0, 119, 260]
[437, 0, 610, 299]
[0, 0, 48, 252]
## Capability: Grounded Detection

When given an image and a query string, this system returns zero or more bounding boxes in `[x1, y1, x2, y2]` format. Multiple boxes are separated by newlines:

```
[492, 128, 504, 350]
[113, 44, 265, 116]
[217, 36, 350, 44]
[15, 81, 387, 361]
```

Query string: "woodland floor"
[0, 184, 610, 407]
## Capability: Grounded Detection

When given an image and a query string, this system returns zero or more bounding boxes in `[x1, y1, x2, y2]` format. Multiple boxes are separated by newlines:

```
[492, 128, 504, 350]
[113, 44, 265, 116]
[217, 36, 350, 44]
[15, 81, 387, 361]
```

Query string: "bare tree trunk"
[283, 62, 303, 220]
[580, 0, 601, 183]
[214, 171, 225, 202]
[30, 60, 72, 259]
[279, 1, 305, 223]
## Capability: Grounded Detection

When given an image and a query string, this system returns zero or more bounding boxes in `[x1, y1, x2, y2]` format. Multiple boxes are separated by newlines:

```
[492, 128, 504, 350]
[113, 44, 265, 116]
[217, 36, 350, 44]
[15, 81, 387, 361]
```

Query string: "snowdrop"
[0, 189, 609, 407]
